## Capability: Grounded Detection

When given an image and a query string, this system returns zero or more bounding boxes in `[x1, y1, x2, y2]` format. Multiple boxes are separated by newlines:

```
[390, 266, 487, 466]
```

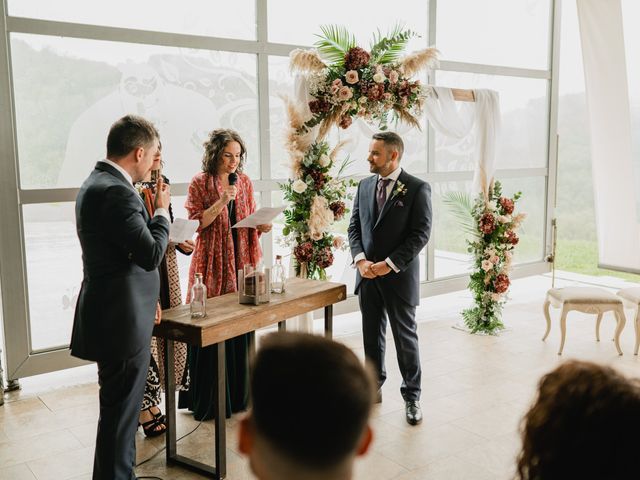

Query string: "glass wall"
[0, 0, 557, 376]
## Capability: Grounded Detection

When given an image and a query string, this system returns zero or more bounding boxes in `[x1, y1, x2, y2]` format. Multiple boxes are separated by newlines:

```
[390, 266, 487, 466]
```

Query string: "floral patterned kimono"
[180, 171, 261, 419]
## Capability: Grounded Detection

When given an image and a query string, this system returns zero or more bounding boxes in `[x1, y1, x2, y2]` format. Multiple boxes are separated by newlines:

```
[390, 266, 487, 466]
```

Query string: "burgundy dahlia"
[329, 201, 346, 220]
[494, 273, 510, 294]
[366, 83, 385, 101]
[505, 230, 519, 245]
[339, 115, 353, 129]
[479, 212, 496, 235]
[294, 241, 314, 263]
[344, 47, 370, 70]
[309, 170, 326, 189]
[499, 197, 515, 214]
[309, 98, 332, 114]
[317, 247, 334, 269]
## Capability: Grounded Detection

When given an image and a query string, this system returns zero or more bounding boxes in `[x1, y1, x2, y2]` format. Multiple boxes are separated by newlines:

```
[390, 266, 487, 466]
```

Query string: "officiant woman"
[180, 128, 272, 420]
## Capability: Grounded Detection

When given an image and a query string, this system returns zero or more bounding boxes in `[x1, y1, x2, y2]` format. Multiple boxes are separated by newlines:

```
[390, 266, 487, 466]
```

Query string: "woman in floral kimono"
[181, 129, 271, 420]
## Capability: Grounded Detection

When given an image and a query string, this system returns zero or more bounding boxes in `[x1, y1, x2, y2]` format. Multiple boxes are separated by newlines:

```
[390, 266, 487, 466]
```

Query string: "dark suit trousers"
[359, 277, 421, 401]
[93, 347, 150, 480]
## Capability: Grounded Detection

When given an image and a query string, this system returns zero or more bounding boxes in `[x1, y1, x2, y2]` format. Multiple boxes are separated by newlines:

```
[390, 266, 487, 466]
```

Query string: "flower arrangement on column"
[445, 181, 525, 334]
[281, 25, 438, 279]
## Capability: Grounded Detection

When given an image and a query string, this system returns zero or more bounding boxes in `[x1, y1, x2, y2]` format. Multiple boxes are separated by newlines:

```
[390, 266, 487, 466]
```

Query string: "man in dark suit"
[70, 115, 171, 479]
[348, 131, 432, 426]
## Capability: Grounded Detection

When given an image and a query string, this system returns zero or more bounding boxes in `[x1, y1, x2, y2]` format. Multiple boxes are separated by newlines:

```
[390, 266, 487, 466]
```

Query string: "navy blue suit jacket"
[348, 169, 432, 306]
[70, 162, 170, 362]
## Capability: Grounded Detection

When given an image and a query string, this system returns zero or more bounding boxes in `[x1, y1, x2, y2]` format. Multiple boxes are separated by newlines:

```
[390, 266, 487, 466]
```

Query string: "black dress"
[178, 201, 250, 420]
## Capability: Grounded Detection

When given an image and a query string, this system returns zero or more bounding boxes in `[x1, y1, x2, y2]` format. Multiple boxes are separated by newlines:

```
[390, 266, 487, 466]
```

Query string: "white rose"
[373, 72, 386, 84]
[490, 293, 501, 302]
[318, 154, 331, 167]
[481, 260, 493, 272]
[497, 215, 510, 224]
[487, 201, 497, 211]
[292, 179, 307, 194]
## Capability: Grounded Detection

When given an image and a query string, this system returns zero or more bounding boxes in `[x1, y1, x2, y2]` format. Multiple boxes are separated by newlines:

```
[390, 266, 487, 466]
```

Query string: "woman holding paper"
[134, 142, 194, 437]
[182, 128, 271, 420]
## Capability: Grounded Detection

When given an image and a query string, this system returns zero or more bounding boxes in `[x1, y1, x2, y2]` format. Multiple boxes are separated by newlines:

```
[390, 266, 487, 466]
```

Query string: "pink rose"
[338, 85, 353, 101]
[389, 70, 399, 84]
[332, 78, 343, 87]
[345, 70, 359, 84]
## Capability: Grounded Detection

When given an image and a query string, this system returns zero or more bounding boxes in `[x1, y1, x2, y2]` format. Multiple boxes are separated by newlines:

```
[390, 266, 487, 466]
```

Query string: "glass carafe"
[271, 255, 286, 294]
[190, 273, 207, 318]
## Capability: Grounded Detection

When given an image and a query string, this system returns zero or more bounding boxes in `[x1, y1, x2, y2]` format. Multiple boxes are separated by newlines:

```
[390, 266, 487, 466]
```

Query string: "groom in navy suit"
[71, 115, 170, 479]
[348, 132, 432, 425]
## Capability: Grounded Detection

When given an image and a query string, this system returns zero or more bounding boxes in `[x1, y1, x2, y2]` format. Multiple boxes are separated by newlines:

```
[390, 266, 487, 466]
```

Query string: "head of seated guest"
[238, 332, 375, 480]
[516, 360, 640, 480]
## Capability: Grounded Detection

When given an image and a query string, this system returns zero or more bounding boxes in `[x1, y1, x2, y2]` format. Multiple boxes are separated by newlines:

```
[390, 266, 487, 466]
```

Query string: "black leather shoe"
[405, 401, 422, 425]
[375, 389, 382, 404]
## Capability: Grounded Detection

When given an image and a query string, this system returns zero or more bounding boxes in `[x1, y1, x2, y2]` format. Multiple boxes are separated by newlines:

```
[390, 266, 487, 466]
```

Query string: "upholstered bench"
[542, 287, 626, 355]
[616, 287, 640, 355]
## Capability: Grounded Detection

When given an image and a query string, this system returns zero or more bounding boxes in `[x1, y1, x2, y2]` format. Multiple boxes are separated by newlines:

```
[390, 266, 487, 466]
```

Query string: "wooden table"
[153, 277, 347, 479]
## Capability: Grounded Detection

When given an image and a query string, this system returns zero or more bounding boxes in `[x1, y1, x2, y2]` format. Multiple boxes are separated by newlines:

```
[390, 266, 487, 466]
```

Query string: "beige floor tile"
[38, 384, 98, 412]
[353, 451, 408, 480]
[393, 456, 497, 480]
[0, 463, 36, 480]
[27, 446, 93, 480]
[376, 423, 486, 470]
[0, 430, 82, 468]
[0, 398, 49, 420]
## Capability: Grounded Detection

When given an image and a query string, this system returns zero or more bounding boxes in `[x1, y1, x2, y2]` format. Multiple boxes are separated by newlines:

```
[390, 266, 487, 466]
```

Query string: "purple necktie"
[376, 178, 391, 216]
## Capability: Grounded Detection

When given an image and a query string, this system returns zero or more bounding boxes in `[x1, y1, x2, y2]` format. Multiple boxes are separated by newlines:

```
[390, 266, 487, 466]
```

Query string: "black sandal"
[139, 416, 166, 437]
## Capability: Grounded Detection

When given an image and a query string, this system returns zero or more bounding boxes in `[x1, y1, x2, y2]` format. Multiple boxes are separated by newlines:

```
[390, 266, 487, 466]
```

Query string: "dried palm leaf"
[399, 48, 439, 77]
[317, 109, 342, 140]
[393, 107, 422, 130]
[289, 48, 327, 73]
[329, 139, 350, 162]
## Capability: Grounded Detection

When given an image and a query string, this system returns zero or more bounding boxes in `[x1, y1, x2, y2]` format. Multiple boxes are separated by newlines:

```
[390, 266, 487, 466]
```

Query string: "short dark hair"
[517, 361, 640, 480]
[106, 115, 159, 159]
[201, 128, 247, 175]
[372, 131, 404, 161]
[251, 332, 374, 469]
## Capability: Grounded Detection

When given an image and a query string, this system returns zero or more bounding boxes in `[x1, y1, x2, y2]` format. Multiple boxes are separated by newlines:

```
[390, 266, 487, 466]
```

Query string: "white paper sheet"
[169, 218, 199, 243]
[232, 206, 286, 229]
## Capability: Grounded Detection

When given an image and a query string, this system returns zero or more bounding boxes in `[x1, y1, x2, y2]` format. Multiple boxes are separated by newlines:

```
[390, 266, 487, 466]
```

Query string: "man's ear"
[356, 425, 373, 457]
[134, 146, 144, 162]
[238, 415, 253, 455]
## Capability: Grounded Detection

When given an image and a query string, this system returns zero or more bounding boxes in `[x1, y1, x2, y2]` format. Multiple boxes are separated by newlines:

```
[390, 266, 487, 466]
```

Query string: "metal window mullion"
[437, 60, 550, 80]
[545, 0, 562, 263]
[0, 0, 33, 380]
[426, 0, 438, 282]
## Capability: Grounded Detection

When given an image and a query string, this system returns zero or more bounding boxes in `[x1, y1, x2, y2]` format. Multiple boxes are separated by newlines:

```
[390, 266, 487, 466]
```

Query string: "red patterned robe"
[185, 172, 262, 300]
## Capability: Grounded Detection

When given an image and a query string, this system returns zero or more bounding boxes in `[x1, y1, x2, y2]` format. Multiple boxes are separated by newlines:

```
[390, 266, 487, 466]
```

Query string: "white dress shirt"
[353, 167, 402, 273]
[100, 159, 170, 222]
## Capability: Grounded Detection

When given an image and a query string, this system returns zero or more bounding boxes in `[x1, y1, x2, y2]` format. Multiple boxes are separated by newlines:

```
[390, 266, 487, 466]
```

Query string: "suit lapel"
[364, 176, 377, 230]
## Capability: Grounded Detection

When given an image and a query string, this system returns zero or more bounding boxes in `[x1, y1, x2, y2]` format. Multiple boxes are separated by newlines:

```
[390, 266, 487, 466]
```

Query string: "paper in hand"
[169, 218, 199, 243]
[232, 206, 286, 229]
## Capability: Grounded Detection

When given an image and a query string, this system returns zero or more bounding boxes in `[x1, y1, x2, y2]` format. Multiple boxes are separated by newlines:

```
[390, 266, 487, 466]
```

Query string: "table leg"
[214, 342, 227, 477]
[164, 340, 226, 479]
[324, 305, 333, 339]
[164, 339, 177, 459]
[278, 321, 286, 331]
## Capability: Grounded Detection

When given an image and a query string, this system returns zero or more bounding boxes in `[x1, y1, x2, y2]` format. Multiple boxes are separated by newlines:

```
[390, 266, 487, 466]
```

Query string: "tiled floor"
[2, 272, 640, 480]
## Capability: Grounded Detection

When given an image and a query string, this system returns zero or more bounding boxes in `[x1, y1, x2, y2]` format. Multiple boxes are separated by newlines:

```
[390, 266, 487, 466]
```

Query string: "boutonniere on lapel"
[392, 181, 407, 207]
[134, 182, 145, 196]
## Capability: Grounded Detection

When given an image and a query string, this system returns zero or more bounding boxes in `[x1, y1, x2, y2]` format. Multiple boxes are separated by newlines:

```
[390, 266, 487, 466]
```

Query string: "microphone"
[228, 172, 238, 211]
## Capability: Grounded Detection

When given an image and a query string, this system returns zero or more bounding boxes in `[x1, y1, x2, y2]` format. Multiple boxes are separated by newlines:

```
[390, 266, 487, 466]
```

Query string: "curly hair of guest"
[201, 128, 247, 175]
[516, 360, 640, 480]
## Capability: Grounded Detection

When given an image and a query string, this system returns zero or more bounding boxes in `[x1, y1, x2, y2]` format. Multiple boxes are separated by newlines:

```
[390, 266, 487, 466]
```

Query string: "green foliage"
[314, 25, 357, 66]
[370, 25, 417, 64]
[441, 191, 478, 238]
[446, 181, 524, 335]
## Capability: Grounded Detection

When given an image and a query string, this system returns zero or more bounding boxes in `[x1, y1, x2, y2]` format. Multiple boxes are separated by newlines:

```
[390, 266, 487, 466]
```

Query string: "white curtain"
[577, 0, 640, 272]
[424, 87, 501, 194]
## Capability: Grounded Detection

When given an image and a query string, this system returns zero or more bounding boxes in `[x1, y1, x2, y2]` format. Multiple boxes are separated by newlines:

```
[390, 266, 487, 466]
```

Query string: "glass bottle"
[271, 255, 286, 294]
[190, 273, 207, 318]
